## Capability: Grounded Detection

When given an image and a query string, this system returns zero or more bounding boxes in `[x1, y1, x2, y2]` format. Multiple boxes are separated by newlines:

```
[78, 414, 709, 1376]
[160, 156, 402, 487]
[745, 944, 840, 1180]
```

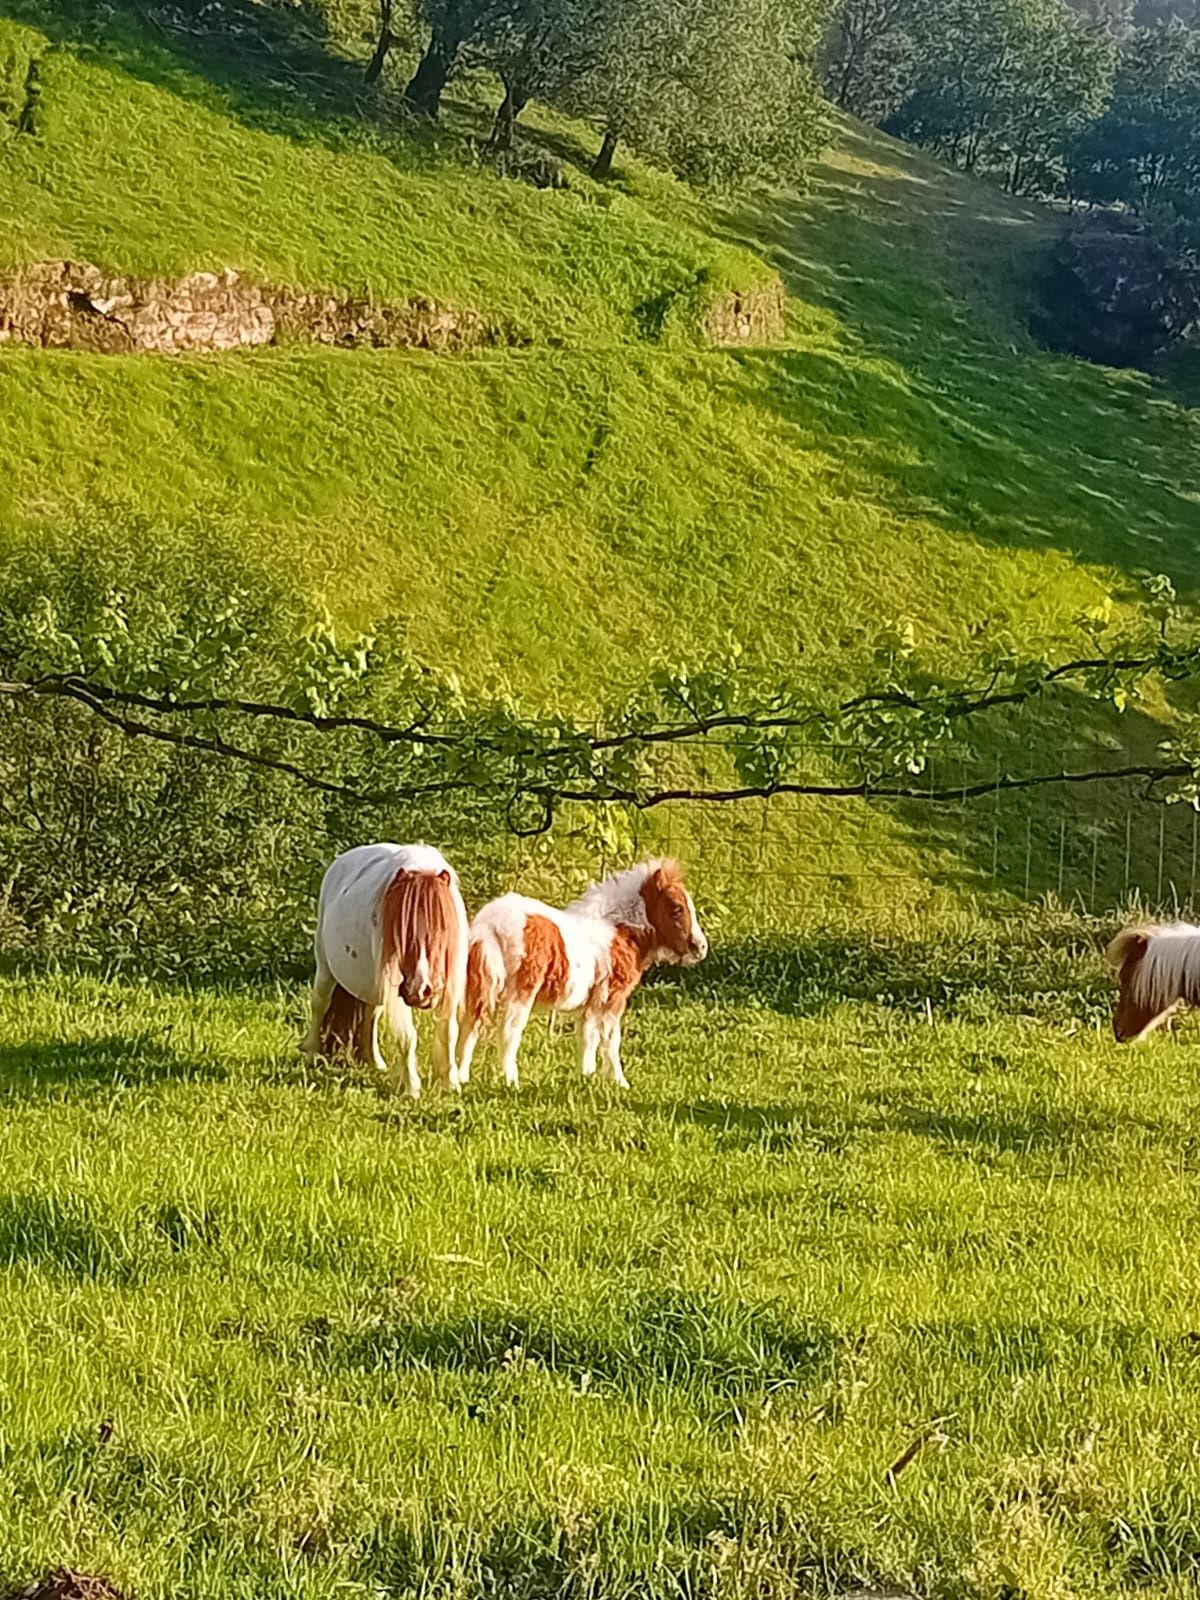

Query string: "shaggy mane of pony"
[1106, 922, 1200, 1013]
[567, 857, 683, 923]
[381, 868, 463, 1015]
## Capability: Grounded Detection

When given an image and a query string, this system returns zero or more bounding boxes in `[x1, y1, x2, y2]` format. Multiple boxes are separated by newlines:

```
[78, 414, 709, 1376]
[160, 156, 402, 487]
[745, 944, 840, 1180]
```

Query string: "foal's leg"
[499, 997, 535, 1089]
[387, 1000, 421, 1099]
[456, 1016, 481, 1086]
[600, 1012, 630, 1089]
[302, 947, 336, 1061]
[577, 1011, 602, 1080]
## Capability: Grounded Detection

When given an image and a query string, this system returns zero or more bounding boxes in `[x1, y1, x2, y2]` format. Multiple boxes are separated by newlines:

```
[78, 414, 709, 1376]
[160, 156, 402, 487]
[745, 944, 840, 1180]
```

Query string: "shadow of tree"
[327, 1289, 841, 1401]
[719, 122, 1200, 596]
[0, 1190, 131, 1278]
[0, 1034, 226, 1096]
[3, 0, 446, 163]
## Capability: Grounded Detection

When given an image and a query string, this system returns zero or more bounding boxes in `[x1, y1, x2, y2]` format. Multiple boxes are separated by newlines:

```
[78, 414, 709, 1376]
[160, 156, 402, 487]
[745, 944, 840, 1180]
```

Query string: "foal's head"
[640, 861, 708, 966]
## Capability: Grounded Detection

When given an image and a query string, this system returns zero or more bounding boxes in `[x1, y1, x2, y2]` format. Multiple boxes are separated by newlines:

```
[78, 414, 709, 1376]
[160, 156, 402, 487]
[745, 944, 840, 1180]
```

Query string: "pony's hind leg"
[387, 999, 421, 1099]
[499, 997, 534, 1090]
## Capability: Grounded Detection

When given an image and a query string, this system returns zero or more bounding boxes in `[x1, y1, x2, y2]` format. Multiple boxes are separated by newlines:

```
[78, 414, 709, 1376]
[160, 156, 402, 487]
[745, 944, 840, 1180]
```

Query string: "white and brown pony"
[303, 843, 468, 1096]
[1106, 922, 1200, 1042]
[458, 858, 708, 1090]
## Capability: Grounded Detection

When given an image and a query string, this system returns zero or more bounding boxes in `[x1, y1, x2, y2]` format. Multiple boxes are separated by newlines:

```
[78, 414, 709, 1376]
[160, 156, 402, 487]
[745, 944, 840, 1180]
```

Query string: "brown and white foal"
[1106, 923, 1200, 1042]
[459, 859, 708, 1089]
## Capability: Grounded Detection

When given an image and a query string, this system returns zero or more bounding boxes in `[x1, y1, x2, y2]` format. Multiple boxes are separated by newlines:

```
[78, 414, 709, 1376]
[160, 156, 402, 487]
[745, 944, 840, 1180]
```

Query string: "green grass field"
[5, 951, 1200, 1600]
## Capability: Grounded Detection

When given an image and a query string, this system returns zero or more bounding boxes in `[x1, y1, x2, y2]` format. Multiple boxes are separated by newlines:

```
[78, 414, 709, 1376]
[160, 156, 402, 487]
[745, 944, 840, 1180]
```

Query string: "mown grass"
[4, 953, 1200, 1599]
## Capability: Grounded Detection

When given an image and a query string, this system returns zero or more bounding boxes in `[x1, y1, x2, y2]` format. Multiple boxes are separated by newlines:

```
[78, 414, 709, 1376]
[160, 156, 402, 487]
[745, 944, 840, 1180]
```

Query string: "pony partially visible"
[458, 858, 708, 1090]
[1106, 922, 1200, 1042]
[303, 842, 468, 1096]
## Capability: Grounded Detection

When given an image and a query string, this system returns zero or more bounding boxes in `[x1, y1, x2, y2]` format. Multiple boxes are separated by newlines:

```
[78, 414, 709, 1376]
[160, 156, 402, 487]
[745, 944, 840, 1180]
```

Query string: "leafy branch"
[3, 573, 1200, 833]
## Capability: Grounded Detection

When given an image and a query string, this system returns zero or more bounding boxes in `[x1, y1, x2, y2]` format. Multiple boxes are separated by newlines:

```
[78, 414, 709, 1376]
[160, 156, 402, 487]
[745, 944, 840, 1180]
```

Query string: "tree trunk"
[402, 28, 460, 118]
[591, 125, 620, 180]
[488, 82, 527, 152]
[363, 0, 392, 85]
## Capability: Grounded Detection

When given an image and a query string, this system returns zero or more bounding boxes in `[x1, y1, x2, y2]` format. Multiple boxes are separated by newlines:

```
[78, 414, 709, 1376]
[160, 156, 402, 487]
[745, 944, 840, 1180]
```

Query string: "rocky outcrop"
[1033, 213, 1200, 370]
[0, 261, 505, 354]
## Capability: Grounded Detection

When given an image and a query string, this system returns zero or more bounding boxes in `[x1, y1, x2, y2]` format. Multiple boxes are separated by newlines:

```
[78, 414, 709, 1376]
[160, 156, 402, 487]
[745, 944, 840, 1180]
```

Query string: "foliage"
[563, 0, 828, 188]
[822, 0, 916, 120]
[883, 0, 1116, 194]
[1067, 21, 1200, 241]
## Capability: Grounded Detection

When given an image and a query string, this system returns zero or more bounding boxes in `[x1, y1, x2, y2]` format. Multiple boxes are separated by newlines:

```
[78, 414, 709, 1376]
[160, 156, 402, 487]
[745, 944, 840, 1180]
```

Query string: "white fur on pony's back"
[1107, 922, 1200, 1014]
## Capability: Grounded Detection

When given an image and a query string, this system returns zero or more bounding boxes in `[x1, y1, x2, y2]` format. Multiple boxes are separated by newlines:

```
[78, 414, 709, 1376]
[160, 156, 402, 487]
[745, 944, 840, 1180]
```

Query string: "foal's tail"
[465, 924, 506, 1030]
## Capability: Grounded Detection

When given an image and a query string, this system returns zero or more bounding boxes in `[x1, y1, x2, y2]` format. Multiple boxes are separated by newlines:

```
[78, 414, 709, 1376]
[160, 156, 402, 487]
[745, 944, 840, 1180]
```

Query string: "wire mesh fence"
[471, 721, 1199, 939]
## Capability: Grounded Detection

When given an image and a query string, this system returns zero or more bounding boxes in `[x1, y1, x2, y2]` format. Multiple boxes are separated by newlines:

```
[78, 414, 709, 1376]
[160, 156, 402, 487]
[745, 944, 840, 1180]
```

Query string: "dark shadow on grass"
[716, 120, 1200, 597]
[327, 1289, 840, 1401]
[0, 1034, 226, 1096]
[2, 0, 448, 165]
[0, 1191, 131, 1279]
[636, 925, 1112, 1022]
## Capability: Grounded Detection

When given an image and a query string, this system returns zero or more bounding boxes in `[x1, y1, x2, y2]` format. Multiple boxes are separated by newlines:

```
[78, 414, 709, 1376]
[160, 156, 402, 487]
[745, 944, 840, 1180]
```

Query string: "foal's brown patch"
[602, 923, 653, 1015]
[515, 915, 571, 1006]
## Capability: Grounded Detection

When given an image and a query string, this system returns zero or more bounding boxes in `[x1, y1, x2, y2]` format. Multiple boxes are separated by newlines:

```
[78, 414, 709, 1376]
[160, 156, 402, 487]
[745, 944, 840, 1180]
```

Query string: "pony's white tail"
[380, 867, 468, 1028]
[465, 924, 506, 1029]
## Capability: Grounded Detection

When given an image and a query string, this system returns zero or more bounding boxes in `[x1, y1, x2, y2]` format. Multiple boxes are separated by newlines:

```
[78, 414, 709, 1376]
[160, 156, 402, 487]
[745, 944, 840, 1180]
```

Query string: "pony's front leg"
[388, 1000, 421, 1099]
[577, 1012, 601, 1080]
[302, 951, 336, 1061]
[367, 1006, 388, 1072]
[500, 998, 534, 1090]
[600, 1012, 630, 1089]
[434, 1010, 461, 1092]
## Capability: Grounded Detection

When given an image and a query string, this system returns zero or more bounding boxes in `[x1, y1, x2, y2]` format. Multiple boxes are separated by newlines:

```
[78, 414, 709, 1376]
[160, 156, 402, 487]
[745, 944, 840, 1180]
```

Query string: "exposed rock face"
[701, 279, 787, 346]
[1034, 212, 1200, 369]
[0, 261, 502, 354]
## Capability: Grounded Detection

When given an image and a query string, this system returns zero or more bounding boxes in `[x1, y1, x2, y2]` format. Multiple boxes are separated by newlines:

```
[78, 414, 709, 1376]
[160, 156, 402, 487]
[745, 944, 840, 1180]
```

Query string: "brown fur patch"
[514, 915, 572, 1006]
[381, 867, 462, 1011]
[320, 982, 373, 1063]
[598, 923, 654, 1016]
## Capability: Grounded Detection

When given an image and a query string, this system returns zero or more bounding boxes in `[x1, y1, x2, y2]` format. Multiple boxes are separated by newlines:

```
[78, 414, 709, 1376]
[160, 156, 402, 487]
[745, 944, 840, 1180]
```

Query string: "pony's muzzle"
[401, 981, 435, 1010]
[685, 934, 709, 965]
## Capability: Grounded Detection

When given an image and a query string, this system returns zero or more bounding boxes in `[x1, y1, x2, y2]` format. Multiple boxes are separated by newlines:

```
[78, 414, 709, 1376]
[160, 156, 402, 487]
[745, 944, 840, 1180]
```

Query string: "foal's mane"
[567, 858, 682, 925]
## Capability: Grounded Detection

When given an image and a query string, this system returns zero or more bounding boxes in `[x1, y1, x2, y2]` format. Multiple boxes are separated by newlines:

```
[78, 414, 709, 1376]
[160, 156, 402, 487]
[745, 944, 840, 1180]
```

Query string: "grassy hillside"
[2, 0, 1200, 937]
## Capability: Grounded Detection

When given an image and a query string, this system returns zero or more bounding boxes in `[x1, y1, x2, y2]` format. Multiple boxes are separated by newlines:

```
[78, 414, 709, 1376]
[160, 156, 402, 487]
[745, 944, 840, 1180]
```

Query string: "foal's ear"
[437, 868, 451, 885]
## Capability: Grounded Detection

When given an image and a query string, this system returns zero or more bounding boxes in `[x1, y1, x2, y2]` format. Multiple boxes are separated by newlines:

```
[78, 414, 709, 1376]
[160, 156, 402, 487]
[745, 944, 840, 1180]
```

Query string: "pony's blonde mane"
[567, 858, 682, 926]
[382, 868, 463, 1012]
[1107, 922, 1200, 1012]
